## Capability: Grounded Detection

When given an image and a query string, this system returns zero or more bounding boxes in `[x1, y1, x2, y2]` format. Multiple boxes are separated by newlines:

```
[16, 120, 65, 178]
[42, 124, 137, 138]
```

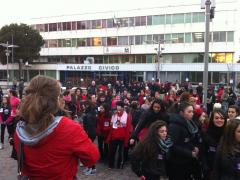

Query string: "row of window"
[44, 31, 234, 48]
[33, 12, 205, 32]
[37, 52, 233, 64]
[0, 70, 56, 81]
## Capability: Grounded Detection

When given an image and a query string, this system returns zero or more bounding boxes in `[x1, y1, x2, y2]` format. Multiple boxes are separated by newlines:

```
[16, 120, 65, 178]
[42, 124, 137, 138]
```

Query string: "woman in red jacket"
[107, 101, 131, 169]
[97, 103, 111, 162]
[14, 75, 99, 180]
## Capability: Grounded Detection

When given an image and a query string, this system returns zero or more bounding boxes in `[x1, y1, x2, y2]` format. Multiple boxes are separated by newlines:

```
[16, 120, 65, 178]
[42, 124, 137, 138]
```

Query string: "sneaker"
[0, 143, 3, 150]
[83, 168, 90, 174]
[91, 168, 96, 175]
[84, 168, 96, 175]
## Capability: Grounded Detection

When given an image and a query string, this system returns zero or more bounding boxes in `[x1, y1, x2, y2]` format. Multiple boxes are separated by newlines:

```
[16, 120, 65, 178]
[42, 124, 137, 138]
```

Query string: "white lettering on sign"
[98, 65, 120, 71]
[66, 65, 91, 70]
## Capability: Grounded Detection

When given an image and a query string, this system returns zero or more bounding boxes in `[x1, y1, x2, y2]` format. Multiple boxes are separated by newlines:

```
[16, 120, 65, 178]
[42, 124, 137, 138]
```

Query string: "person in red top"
[96, 103, 111, 162]
[14, 75, 99, 180]
[107, 101, 131, 169]
[138, 89, 145, 106]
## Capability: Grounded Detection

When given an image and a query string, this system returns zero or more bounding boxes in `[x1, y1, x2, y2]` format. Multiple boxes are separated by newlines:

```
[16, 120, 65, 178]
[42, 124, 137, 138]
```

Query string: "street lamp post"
[145, 39, 165, 83]
[1, 42, 18, 87]
[201, 0, 215, 106]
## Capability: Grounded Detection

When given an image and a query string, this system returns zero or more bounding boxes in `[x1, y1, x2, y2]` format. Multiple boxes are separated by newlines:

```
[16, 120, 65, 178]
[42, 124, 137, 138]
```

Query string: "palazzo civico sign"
[60, 64, 120, 71]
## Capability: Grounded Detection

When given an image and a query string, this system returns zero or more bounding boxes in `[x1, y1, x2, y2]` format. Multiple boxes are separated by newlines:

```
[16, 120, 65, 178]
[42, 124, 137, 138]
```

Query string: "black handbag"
[17, 141, 29, 180]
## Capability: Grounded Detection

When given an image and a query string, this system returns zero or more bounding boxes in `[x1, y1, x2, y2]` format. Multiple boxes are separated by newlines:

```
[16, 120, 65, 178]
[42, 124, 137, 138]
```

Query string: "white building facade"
[1, 0, 240, 86]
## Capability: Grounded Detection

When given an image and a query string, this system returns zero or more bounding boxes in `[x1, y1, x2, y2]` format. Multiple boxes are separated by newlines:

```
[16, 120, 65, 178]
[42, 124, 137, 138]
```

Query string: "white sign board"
[103, 46, 131, 54]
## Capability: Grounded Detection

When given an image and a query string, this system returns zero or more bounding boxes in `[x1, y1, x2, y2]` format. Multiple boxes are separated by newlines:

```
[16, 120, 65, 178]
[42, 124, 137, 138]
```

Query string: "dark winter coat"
[83, 109, 97, 140]
[168, 113, 199, 165]
[131, 139, 172, 179]
[213, 151, 240, 180]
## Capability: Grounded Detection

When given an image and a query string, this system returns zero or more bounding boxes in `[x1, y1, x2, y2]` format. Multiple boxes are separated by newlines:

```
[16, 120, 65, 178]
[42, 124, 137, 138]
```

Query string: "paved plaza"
[0, 136, 138, 180]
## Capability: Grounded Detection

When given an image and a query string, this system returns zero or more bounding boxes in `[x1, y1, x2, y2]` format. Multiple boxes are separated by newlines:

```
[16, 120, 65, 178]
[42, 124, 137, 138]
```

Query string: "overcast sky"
[0, 0, 211, 27]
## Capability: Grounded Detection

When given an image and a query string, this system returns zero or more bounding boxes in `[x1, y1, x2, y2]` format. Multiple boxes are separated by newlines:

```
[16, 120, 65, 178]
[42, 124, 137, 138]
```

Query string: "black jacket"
[83, 109, 97, 139]
[131, 142, 169, 178]
[202, 130, 222, 172]
[168, 113, 199, 165]
[213, 151, 240, 180]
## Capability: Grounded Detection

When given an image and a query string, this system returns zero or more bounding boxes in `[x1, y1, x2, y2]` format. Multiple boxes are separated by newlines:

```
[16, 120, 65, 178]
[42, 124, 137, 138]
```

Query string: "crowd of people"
[0, 77, 240, 180]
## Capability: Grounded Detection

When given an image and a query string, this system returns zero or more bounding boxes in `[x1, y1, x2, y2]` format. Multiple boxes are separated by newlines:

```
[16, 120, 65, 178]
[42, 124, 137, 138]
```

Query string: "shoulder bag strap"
[17, 141, 24, 176]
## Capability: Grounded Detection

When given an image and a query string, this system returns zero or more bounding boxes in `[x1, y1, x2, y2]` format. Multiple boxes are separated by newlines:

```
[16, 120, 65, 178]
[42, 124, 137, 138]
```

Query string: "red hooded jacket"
[14, 117, 99, 180]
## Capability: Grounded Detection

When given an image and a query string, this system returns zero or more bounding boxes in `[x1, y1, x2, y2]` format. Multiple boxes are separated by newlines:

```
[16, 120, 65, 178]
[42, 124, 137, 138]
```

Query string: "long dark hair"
[207, 109, 227, 140]
[19, 75, 60, 135]
[218, 119, 240, 156]
[132, 120, 167, 164]
[149, 99, 166, 113]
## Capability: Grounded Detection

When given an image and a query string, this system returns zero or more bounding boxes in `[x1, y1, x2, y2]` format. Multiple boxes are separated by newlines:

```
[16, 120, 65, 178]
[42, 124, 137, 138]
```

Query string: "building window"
[172, 33, 184, 43]
[192, 32, 204, 42]
[71, 39, 77, 47]
[185, 13, 192, 23]
[166, 14, 172, 24]
[43, 40, 49, 48]
[107, 19, 114, 28]
[147, 16, 152, 25]
[118, 36, 129, 45]
[77, 38, 87, 47]
[146, 55, 153, 63]
[172, 14, 184, 24]
[172, 54, 184, 63]
[102, 37, 107, 46]
[77, 21, 86, 30]
[135, 35, 141, 45]
[36, 24, 45, 32]
[49, 39, 58, 47]
[213, 31, 226, 42]
[185, 33, 192, 43]
[227, 31, 234, 42]
[109, 55, 119, 63]
[58, 39, 63, 47]
[211, 52, 233, 63]
[62, 22, 71, 31]
[129, 36, 135, 45]
[86, 21, 92, 29]
[141, 16, 146, 26]
[135, 16, 146, 26]
[107, 37, 117, 46]
[192, 12, 205, 23]
[129, 17, 135, 26]
[92, 20, 102, 29]
[49, 23, 57, 32]
[165, 34, 172, 43]
[119, 18, 129, 27]
[87, 38, 92, 46]
[153, 34, 164, 43]
[102, 19, 107, 28]
[72, 22, 77, 30]
[57, 23, 62, 31]
[92, 37, 102, 46]
[120, 56, 130, 63]
[44, 24, 49, 32]
[152, 15, 165, 25]
[62, 39, 71, 47]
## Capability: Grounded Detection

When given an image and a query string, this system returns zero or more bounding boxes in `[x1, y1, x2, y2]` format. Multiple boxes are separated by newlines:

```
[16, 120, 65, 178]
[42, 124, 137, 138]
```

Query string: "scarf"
[186, 119, 199, 135]
[158, 136, 173, 153]
[111, 111, 127, 128]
